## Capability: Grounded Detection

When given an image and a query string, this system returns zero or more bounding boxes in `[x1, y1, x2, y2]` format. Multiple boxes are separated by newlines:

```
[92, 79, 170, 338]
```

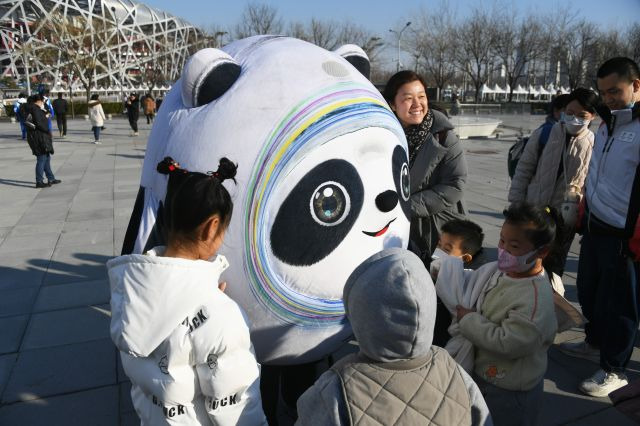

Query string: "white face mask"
[562, 112, 590, 135]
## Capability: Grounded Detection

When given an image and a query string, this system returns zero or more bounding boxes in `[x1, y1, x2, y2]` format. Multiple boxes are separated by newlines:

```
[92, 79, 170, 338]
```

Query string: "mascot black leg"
[121, 186, 145, 255]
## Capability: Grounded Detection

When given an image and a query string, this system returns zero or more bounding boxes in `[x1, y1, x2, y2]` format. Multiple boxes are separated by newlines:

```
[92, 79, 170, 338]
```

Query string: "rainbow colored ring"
[243, 82, 406, 327]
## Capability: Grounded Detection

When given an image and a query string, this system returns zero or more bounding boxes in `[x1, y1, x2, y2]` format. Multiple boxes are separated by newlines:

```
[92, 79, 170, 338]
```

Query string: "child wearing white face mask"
[508, 88, 600, 276]
[455, 202, 558, 426]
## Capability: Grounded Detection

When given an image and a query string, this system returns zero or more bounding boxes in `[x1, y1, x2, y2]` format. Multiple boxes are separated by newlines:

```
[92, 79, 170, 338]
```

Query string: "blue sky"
[145, 0, 639, 33]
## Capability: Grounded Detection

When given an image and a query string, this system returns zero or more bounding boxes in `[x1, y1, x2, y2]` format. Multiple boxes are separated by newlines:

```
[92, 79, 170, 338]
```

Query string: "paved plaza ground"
[0, 114, 637, 425]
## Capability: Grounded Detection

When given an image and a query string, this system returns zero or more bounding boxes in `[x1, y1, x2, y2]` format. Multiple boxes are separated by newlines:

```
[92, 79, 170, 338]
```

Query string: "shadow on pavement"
[0, 178, 34, 188]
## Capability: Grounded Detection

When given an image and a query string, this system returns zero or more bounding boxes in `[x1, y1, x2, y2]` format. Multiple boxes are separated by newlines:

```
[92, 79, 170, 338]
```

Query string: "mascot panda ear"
[334, 44, 371, 80]
[181, 48, 241, 108]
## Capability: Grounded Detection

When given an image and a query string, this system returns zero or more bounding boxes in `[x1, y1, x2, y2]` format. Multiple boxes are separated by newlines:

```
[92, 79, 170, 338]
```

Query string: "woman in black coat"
[26, 94, 61, 188]
[383, 71, 467, 264]
[125, 93, 140, 136]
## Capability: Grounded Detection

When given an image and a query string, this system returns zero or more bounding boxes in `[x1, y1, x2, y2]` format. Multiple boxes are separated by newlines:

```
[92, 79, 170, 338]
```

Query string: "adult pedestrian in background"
[125, 93, 140, 136]
[52, 93, 68, 138]
[558, 57, 640, 398]
[40, 88, 55, 134]
[508, 88, 599, 276]
[88, 94, 106, 145]
[13, 92, 27, 140]
[142, 93, 156, 124]
[25, 94, 61, 188]
[383, 70, 467, 265]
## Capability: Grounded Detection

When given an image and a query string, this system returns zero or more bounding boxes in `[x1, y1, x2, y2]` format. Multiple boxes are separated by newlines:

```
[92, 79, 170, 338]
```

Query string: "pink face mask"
[497, 247, 539, 273]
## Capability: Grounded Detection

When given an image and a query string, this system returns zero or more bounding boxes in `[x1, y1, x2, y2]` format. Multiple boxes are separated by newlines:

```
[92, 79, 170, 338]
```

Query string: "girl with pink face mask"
[455, 202, 560, 426]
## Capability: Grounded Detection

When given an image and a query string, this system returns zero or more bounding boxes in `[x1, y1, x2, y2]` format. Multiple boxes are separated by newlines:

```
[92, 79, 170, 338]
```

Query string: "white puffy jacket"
[107, 247, 267, 426]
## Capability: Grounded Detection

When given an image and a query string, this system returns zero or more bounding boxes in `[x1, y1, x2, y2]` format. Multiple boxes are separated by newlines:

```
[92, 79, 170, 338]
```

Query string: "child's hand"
[456, 305, 476, 321]
[218, 282, 227, 292]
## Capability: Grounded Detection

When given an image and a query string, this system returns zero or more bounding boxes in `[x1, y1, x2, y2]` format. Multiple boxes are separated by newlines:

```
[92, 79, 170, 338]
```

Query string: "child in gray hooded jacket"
[295, 248, 492, 425]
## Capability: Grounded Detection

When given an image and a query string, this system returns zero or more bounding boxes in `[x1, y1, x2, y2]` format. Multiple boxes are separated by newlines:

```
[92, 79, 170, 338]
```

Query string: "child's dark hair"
[157, 157, 237, 241]
[503, 202, 562, 249]
[440, 219, 484, 255]
[567, 88, 600, 114]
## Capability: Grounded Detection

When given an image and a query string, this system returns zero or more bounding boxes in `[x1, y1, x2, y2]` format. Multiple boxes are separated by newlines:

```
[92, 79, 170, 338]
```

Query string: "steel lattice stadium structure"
[0, 0, 205, 93]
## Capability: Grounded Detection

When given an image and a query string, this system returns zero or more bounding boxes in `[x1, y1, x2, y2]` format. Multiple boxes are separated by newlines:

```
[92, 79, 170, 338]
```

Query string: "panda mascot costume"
[121, 35, 411, 423]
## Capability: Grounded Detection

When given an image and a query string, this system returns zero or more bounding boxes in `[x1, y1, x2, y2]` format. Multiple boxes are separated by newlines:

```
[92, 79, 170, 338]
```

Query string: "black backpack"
[507, 122, 554, 179]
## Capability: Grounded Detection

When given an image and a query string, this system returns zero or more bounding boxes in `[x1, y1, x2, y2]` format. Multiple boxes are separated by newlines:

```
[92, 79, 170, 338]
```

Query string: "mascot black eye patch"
[270, 159, 364, 266]
[392, 145, 411, 221]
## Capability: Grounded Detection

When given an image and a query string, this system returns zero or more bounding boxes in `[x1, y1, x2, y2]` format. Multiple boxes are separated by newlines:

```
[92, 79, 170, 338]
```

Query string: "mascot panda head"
[125, 36, 411, 364]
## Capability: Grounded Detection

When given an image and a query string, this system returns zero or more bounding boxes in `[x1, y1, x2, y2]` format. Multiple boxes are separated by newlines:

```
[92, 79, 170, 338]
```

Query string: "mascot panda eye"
[310, 182, 350, 226]
[399, 164, 410, 201]
[393, 145, 412, 220]
[270, 159, 364, 266]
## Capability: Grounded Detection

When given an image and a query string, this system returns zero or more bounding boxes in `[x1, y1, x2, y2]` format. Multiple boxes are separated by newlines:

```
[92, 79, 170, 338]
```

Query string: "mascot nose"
[375, 190, 399, 213]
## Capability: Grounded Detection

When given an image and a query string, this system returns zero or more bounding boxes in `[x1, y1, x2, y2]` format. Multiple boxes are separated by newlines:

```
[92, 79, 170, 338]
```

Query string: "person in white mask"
[558, 57, 640, 398]
[508, 88, 599, 275]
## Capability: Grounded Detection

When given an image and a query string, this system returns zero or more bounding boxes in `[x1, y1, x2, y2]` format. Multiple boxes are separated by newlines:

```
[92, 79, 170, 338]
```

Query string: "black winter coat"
[26, 104, 54, 156]
[126, 98, 140, 120]
[408, 109, 467, 261]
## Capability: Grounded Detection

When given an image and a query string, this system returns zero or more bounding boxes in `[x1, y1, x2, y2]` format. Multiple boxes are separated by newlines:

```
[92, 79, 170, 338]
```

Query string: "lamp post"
[68, 70, 75, 119]
[111, 6, 124, 103]
[389, 22, 411, 73]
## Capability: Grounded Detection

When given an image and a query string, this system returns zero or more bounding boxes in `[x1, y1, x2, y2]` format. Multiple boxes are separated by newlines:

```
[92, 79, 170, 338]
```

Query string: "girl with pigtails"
[108, 157, 267, 425]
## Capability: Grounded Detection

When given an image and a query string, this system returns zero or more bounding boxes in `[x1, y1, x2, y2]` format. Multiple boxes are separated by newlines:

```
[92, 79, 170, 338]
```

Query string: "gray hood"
[343, 248, 436, 362]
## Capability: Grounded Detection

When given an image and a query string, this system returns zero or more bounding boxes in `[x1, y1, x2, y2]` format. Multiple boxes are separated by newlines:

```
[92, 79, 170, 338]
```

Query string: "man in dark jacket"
[52, 93, 68, 138]
[125, 93, 140, 136]
[26, 94, 61, 188]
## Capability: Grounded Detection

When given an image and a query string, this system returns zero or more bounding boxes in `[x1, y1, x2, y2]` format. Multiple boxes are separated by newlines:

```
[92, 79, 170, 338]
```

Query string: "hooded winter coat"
[296, 248, 492, 426]
[409, 110, 468, 260]
[88, 100, 106, 127]
[108, 247, 267, 426]
[25, 103, 53, 156]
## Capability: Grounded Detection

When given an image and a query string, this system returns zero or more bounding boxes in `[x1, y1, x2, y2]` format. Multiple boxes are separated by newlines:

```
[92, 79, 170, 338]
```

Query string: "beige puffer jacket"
[508, 122, 594, 208]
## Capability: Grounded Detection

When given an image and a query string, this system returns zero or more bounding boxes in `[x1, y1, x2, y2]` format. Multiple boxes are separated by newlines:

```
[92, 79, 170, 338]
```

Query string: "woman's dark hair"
[503, 202, 563, 249]
[157, 157, 238, 241]
[548, 94, 570, 115]
[567, 88, 600, 114]
[382, 70, 428, 105]
[90, 94, 99, 101]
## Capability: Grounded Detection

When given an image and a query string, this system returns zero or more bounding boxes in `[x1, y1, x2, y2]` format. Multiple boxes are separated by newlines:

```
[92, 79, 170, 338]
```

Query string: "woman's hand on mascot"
[218, 282, 227, 292]
[456, 305, 476, 321]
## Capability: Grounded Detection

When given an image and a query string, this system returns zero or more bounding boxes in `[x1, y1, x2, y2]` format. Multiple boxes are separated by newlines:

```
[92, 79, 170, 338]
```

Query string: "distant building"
[0, 0, 205, 92]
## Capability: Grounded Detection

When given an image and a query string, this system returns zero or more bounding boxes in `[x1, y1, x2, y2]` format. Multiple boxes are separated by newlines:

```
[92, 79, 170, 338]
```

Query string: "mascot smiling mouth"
[362, 218, 397, 237]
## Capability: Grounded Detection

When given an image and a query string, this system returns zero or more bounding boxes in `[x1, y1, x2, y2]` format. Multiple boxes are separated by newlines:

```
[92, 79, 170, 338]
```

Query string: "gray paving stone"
[0, 385, 118, 426]
[8, 222, 64, 237]
[57, 230, 113, 247]
[0, 287, 38, 318]
[33, 279, 110, 313]
[564, 407, 636, 425]
[121, 410, 141, 426]
[0, 353, 17, 397]
[0, 232, 61, 255]
[1, 338, 116, 403]
[119, 381, 134, 414]
[21, 304, 111, 350]
[0, 315, 28, 354]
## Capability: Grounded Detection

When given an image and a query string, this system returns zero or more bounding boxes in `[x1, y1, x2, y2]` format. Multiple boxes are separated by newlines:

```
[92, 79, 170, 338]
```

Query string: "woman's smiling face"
[391, 80, 429, 128]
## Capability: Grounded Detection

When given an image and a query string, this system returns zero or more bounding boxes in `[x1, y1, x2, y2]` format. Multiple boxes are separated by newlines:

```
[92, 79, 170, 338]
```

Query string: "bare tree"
[336, 21, 384, 65]
[627, 23, 640, 64]
[408, 4, 456, 100]
[40, 11, 114, 102]
[453, 9, 498, 103]
[234, 3, 283, 38]
[493, 12, 543, 101]
[561, 20, 600, 90]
